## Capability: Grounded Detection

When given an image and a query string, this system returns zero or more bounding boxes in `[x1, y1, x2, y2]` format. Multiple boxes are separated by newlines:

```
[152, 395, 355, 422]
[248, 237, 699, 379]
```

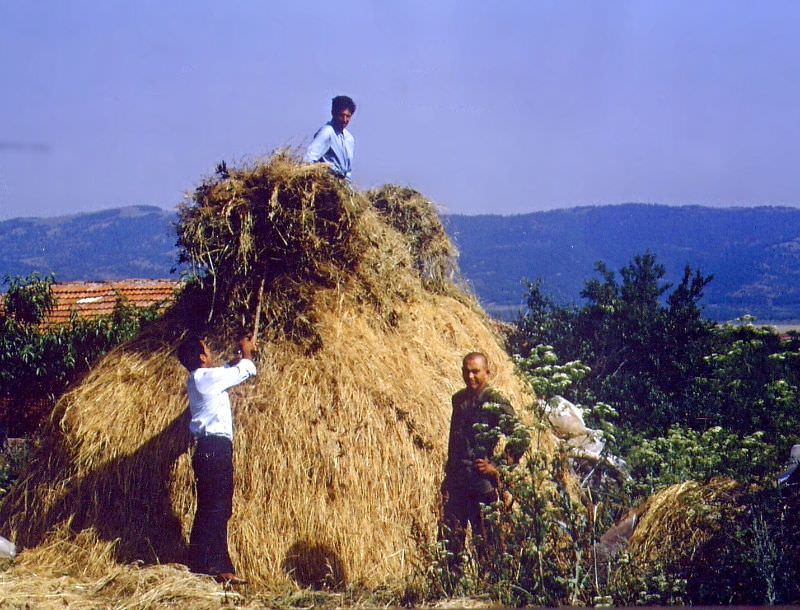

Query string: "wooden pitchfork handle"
[252, 277, 265, 348]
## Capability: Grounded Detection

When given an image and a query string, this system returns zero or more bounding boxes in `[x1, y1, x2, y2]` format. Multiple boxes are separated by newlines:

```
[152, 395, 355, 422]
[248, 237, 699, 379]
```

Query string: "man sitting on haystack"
[304, 95, 356, 181]
[178, 335, 256, 585]
[441, 352, 530, 564]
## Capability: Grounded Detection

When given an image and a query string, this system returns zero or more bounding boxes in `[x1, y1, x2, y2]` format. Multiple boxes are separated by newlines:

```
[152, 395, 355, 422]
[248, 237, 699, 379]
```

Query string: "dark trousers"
[189, 435, 235, 575]
[441, 481, 498, 562]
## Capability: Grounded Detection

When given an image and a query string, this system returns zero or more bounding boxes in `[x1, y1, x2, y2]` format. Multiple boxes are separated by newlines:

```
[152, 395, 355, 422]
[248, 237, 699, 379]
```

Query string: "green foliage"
[408, 251, 800, 606]
[0, 274, 162, 438]
[695, 321, 800, 451]
[626, 426, 776, 497]
[511, 252, 800, 457]
[0, 440, 30, 498]
[492, 251, 800, 604]
[740, 487, 800, 605]
[607, 554, 688, 606]
[471, 402, 531, 463]
[3, 273, 57, 325]
[515, 344, 590, 399]
[511, 255, 717, 443]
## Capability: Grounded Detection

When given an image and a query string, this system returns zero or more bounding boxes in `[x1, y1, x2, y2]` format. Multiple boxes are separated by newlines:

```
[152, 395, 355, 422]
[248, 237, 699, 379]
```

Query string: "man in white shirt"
[304, 95, 356, 181]
[177, 335, 256, 585]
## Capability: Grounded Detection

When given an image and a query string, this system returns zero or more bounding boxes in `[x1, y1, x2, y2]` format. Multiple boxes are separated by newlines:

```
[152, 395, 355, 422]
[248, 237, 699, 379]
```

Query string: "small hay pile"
[621, 479, 800, 603]
[0, 155, 548, 599]
[0, 526, 238, 609]
[368, 185, 458, 288]
[626, 478, 744, 566]
[617, 478, 748, 601]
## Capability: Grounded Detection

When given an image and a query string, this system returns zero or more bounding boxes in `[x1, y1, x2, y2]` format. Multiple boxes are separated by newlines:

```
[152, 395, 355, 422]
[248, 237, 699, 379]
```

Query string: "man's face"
[462, 356, 490, 394]
[332, 108, 353, 131]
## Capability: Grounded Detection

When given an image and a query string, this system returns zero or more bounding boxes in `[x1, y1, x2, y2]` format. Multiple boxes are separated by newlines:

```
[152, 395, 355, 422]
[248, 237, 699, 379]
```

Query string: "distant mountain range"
[447, 205, 800, 321]
[2, 203, 800, 322]
[0, 206, 177, 282]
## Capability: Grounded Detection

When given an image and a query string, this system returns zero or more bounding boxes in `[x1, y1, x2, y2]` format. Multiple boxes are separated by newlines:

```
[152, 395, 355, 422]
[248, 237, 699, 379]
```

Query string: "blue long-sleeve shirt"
[303, 121, 354, 181]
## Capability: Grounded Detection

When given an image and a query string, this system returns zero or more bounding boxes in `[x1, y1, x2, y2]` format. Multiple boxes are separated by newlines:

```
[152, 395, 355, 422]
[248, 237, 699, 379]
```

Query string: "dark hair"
[331, 95, 356, 115]
[178, 336, 205, 371]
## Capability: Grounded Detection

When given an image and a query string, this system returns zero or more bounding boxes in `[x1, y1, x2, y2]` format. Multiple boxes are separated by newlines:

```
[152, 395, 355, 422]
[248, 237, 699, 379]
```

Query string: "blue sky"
[2, 1, 799, 218]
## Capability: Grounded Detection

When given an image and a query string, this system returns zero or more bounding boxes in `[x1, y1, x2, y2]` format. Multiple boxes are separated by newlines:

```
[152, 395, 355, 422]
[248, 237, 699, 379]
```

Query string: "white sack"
[0, 535, 16, 559]
[544, 395, 605, 460]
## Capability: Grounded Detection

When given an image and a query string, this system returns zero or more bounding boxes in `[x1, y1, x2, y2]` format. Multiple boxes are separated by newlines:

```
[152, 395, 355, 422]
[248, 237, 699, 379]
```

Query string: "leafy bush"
[510, 252, 717, 442]
[0, 274, 163, 438]
[511, 253, 800, 462]
[411, 250, 800, 605]
[626, 426, 776, 498]
[0, 439, 30, 499]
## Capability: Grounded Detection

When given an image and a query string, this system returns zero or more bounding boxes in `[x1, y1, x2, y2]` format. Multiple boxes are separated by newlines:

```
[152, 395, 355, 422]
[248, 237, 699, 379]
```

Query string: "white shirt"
[187, 359, 256, 440]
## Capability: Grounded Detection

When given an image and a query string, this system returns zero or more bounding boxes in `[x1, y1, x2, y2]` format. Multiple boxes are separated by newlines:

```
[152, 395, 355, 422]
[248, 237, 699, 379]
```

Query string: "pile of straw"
[625, 478, 744, 567]
[621, 479, 800, 603]
[1, 526, 239, 609]
[0, 155, 545, 599]
[176, 154, 459, 349]
[367, 185, 458, 289]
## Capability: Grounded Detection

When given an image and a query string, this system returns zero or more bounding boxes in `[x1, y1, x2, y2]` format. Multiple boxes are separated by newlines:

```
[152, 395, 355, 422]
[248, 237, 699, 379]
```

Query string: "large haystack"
[0, 155, 546, 593]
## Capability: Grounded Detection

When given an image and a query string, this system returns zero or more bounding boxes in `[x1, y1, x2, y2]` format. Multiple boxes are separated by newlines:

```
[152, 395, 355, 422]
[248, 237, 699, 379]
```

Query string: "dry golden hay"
[625, 478, 744, 568]
[0, 155, 553, 596]
[0, 523, 376, 609]
[367, 185, 458, 289]
[1, 525, 240, 610]
[175, 152, 460, 348]
[1, 296, 539, 593]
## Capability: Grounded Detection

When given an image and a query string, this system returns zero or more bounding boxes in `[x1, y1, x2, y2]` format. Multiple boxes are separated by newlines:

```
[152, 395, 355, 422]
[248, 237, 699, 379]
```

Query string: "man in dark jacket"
[441, 352, 529, 561]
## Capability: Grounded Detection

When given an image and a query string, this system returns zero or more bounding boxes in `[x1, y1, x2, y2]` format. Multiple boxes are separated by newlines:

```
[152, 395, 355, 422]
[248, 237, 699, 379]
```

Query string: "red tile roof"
[2, 279, 180, 328]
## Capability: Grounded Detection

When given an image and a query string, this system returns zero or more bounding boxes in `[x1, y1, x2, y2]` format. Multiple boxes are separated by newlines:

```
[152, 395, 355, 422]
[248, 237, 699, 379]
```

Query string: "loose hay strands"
[626, 478, 743, 567]
[367, 185, 459, 291]
[1, 294, 539, 596]
[176, 153, 445, 348]
[0, 154, 551, 602]
[1, 526, 239, 609]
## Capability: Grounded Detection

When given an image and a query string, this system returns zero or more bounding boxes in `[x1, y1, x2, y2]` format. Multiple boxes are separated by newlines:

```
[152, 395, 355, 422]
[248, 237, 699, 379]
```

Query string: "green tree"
[512, 252, 715, 441]
[3, 273, 57, 325]
[696, 322, 800, 451]
[511, 251, 800, 473]
[0, 274, 163, 437]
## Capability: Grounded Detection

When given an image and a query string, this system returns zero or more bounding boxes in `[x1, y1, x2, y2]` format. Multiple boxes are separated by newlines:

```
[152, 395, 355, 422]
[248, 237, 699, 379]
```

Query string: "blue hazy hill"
[2, 203, 800, 322]
[0, 206, 177, 282]
[446, 204, 800, 321]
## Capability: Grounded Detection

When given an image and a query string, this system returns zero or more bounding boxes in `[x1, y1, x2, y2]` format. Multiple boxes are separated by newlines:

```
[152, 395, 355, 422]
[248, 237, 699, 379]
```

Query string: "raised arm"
[194, 336, 257, 395]
[228, 335, 255, 366]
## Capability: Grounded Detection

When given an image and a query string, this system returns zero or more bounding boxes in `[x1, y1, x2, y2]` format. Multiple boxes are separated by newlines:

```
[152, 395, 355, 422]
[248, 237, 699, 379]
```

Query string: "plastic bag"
[0, 535, 16, 559]
[545, 395, 607, 460]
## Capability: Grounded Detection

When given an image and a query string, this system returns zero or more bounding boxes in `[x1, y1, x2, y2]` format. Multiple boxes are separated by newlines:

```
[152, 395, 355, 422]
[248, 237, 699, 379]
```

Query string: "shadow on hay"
[14, 410, 192, 566]
[282, 539, 347, 590]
